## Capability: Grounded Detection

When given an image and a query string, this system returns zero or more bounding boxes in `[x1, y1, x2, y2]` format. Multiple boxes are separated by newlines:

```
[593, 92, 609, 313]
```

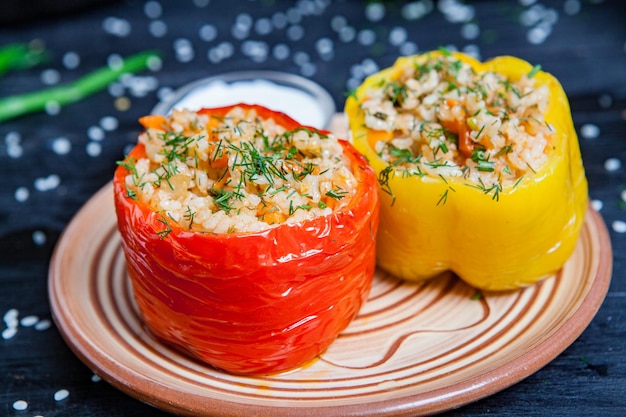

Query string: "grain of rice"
[20, 315, 39, 327]
[34, 319, 51, 331]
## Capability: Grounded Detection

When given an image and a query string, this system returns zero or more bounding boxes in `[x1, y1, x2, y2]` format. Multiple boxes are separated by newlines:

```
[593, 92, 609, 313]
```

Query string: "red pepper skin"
[113, 104, 379, 375]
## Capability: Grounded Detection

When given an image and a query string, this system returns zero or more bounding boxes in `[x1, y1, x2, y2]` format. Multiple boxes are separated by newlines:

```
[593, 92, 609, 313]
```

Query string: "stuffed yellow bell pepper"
[345, 50, 587, 290]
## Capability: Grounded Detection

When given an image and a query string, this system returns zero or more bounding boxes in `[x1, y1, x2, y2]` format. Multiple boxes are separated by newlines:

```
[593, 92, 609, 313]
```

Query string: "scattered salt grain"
[12, 400, 28, 411]
[62, 51, 81, 69]
[34, 319, 51, 331]
[147, 55, 163, 71]
[241, 40, 269, 63]
[108, 82, 125, 97]
[6, 131, 23, 158]
[91, 374, 102, 382]
[580, 123, 600, 139]
[4, 309, 18, 327]
[88, 126, 105, 141]
[207, 42, 235, 64]
[388, 26, 408, 46]
[315, 37, 334, 60]
[157, 87, 175, 102]
[124, 75, 159, 97]
[612, 220, 626, 234]
[86, 142, 102, 157]
[299, 62, 317, 77]
[32, 230, 46, 246]
[621, 189, 626, 202]
[563, 0, 581, 15]
[20, 315, 39, 327]
[286, 25, 305, 41]
[272, 43, 290, 60]
[52, 137, 72, 155]
[272, 11, 288, 29]
[399, 41, 418, 56]
[604, 158, 621, 172]
[527, 25, 551, 44]
[45, 100, 61, 115]
[100, 116, 119, 131]
[357, 29, 376, 46]
[461, 22, 480, 40]
[174, 38, 194, 63]
[254, 17, 273, 35]
[34, 174, 61, 192]
[103, 16, 131, 37]
[338, 26, 356, 43]
[41, 68, 61, 85]
[402, 0, 434, 20]
[330, 15, 347, 31]
[6, 142, 23, 158]
[365, 2, 386, 22]
[462, 44, 481, 60]
[149, 20, 168, 38]
[199, 24, 218, 42]
[293, 51, 310, 66]
[144, 1, 162, 19]
[107, 53, 124, 71]
[54, 389, 70, 402]
[439, 0, 475, 23]
[5, 131, 20, 145]
[591, 199, 603, 212]
[14, 187, 29, 202]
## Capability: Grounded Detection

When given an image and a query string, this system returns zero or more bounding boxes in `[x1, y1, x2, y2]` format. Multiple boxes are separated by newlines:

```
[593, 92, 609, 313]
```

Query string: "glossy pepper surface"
[345, 51, 588, 290]
[113, 104, 379, 375]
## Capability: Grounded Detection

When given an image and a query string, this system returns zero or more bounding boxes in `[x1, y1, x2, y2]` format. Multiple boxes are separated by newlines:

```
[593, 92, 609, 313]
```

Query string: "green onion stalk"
[0, 42, 48, 76]
[0, 50, 161, 123]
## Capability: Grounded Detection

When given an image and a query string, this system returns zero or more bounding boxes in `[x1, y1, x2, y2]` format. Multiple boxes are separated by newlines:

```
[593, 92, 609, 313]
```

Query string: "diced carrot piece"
[139, 115, 167, 130]
[442, 119, 473, 158]
[257, 203, 286, 224]
[446, 98, 458, 107]
[208, 143, 229, 168]
[367, 129, 394, 150]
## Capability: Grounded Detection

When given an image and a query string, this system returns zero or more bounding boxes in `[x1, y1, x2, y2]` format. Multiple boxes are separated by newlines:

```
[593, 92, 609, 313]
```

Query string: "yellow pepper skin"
[345, 51, 588, 290]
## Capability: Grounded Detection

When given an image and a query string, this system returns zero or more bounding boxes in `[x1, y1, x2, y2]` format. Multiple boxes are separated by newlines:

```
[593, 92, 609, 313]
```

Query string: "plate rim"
[48, 182, 613, 417]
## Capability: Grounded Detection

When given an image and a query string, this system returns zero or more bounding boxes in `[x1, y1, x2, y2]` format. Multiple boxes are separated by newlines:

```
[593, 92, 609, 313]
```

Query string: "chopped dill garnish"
[156, 214, 173, 239]
[527, 64, 542, 78]
[379, 165, 397, 206]
[437, 189, 449, 206]
[184, 206, 196, 229]
[325, 188, 348, 200]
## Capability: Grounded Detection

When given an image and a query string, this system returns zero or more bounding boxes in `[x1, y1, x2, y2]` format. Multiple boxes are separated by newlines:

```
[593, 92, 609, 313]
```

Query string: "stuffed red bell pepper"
[113, 104, 379, 375]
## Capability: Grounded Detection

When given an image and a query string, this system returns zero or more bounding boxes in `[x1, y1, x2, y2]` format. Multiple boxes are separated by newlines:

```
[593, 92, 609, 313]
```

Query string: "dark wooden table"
[1, 1, 624, 416]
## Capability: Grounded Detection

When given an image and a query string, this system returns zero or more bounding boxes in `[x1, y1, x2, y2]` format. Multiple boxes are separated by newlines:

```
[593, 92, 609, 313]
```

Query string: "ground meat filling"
[121, 106, 357, 234]
[360, 54, 553, 192]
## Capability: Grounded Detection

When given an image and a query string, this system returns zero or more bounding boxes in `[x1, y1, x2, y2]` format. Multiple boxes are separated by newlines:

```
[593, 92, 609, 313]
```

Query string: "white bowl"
[152, 71, 336, 129]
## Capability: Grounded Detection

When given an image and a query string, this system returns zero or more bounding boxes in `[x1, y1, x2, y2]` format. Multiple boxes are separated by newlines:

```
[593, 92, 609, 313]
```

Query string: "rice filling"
[359, 53, 553, 189]
[121, 106, 357, 234]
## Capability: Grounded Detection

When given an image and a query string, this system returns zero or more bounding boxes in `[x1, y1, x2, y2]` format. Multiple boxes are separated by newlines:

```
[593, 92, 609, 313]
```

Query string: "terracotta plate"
[49, 185, 612, 417]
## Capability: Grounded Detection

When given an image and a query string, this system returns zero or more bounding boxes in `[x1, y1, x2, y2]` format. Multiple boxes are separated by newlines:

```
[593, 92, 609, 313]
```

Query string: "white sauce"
[167, 79, 331, 129]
